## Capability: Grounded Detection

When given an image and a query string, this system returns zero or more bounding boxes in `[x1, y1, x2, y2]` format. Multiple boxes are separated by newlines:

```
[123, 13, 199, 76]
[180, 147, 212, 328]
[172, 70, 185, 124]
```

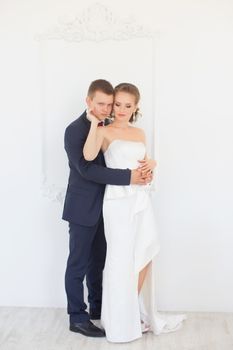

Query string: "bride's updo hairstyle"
[114, 83, 141, 123]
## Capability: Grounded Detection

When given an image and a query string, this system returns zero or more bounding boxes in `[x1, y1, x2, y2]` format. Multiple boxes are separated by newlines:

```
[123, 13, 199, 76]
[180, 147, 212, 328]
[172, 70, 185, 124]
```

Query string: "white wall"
[0, 0, 233, 311]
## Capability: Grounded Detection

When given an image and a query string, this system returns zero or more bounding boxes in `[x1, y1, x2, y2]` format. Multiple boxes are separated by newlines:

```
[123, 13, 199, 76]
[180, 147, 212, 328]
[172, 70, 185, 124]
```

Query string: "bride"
[83, 82, 186, 343]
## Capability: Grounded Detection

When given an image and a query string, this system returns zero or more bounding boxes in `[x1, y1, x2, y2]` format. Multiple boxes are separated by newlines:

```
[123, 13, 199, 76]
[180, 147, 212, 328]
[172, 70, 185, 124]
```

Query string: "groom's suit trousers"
[65, 215, 106, 323]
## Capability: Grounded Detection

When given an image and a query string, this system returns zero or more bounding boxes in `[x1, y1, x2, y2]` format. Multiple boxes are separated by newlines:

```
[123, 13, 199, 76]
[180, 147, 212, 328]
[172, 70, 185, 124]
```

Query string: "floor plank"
[0, 307, 232, 350]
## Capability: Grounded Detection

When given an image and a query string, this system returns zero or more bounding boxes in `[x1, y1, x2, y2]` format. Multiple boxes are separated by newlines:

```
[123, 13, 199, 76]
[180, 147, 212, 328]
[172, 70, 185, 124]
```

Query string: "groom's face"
[86, 91, 114, 120]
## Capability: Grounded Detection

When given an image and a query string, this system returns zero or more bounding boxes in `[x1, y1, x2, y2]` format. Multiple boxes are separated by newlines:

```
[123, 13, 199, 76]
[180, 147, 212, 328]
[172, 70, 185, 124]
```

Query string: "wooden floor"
[0, 307, 233, 350]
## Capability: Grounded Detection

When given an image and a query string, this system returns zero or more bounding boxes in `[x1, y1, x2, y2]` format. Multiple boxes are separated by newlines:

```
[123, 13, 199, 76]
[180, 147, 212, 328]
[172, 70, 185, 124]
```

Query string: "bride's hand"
[87, 109, 100, 125]
[137, 159, 157, 175]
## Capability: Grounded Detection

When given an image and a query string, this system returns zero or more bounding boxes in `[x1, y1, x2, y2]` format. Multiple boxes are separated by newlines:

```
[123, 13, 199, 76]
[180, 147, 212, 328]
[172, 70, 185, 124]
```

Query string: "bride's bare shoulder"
[131, 126, 146, 139]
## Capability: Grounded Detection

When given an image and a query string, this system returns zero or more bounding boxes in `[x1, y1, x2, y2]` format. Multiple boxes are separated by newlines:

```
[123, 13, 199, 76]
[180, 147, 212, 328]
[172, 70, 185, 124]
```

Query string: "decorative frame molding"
[36, 3, 157, 203]
[35, 3, 154, 42]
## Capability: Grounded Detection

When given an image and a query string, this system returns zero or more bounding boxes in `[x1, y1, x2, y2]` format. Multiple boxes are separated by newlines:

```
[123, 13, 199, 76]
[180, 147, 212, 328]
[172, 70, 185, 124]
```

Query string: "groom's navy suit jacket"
[62, 111, 131, 227]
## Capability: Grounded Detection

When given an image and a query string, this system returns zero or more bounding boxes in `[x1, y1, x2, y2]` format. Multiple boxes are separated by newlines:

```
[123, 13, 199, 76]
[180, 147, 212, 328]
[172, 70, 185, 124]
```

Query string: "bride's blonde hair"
[114, 83, 141, 123]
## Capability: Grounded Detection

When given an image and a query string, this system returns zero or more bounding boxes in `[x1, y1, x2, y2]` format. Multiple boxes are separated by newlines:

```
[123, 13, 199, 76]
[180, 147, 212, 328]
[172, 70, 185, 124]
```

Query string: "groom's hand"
[130, 169, 153, 185]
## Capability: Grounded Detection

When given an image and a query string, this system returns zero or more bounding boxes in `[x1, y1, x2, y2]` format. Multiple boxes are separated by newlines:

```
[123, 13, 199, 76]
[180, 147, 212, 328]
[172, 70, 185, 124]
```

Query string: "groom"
[62, 79, 152, 337]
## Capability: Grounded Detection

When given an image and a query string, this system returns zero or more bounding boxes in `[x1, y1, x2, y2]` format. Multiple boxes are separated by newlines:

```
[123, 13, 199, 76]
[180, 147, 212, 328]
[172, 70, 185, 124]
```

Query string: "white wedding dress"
[101, 139, 186, 343]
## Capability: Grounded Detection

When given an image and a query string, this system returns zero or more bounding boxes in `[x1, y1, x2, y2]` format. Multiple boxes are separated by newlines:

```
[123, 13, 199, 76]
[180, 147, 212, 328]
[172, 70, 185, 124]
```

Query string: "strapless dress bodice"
[104, 139, 151, 202]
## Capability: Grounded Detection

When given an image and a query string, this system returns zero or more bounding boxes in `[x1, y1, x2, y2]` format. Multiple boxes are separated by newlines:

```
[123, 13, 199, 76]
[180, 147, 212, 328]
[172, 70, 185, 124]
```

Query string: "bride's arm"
[138, 129, 157, 174]
[83, 112, 105, 161]
[139, 155, 157, 173]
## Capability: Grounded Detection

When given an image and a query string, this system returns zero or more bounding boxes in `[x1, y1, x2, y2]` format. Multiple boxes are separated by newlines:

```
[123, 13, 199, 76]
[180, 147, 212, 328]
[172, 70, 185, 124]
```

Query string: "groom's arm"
[65, 125, 131, 185]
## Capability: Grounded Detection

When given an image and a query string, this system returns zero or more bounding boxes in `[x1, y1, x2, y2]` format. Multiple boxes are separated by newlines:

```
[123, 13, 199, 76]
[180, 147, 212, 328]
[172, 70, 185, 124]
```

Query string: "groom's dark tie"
[98, 120, 105, 127]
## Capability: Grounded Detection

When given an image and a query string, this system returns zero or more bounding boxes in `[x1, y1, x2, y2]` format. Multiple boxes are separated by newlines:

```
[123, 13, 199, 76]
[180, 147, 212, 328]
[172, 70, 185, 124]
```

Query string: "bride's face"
[113, 92, 137, 122]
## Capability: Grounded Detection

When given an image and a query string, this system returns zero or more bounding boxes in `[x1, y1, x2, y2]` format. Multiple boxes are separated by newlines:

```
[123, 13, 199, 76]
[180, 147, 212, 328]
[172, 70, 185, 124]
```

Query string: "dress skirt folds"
[100, 140, 186, 343]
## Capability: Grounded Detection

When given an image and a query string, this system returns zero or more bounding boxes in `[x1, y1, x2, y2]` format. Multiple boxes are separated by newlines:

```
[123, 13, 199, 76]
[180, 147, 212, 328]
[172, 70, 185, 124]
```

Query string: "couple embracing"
[62, 79, 186, 343]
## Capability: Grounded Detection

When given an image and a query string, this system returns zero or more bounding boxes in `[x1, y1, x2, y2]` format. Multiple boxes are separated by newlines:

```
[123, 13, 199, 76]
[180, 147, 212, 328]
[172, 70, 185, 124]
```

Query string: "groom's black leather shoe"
[69, 320, 105, 337]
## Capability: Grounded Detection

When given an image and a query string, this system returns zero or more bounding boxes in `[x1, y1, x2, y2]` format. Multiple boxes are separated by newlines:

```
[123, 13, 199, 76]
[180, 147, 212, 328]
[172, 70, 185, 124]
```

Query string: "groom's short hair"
[87, 79, 114, 99]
